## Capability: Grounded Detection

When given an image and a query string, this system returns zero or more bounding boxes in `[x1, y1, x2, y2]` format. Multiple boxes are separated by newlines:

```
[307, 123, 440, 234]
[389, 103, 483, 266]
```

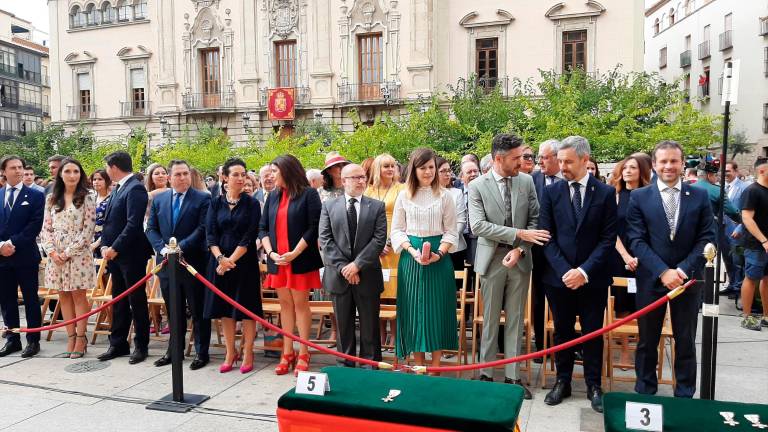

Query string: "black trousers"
[0, 265, 41, 344]
[331, 287, 381, 366]
[531, 247, 547, 351]
[544, 283, 607, 387]
[159, 271, 211, 358]
[108, 258, 150, 351]
[635, 284, 700, 398]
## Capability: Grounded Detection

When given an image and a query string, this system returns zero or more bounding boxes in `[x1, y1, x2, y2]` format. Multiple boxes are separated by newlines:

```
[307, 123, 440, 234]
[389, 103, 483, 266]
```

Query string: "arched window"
[102, 1, 117, 23]
[70, 5, 83, 28]
[133, 0, 147, 20]
[669, 8, 676, 25]
[117, 0, 132, 21]
[653, 18, 660, 35]
[85, 4, 99, 26]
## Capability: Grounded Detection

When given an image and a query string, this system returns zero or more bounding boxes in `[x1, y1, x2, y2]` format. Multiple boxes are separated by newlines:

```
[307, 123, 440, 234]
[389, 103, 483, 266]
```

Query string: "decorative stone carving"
[269, 0, 299, 39]
[191, 0, 220, 12]
[182, 5, 235, 95]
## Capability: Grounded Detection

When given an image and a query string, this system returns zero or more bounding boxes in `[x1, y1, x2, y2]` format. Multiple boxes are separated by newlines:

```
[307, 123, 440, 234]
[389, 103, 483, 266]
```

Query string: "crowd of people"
[0, 134, 767, 414]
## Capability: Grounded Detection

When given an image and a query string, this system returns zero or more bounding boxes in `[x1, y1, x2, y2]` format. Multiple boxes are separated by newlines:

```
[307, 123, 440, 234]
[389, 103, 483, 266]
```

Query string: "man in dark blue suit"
[0, 156, 45, 357]
[98, 152, 154, 364]
[626, 140, 716, 398]
[538, 136, 617, 413]
[146, 160, 212, 370]
[530, 139, 562, 355]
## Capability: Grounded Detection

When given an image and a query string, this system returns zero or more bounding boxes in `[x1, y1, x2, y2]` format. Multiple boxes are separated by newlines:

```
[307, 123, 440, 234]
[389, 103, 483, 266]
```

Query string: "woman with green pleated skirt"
[390, 148, 459, 373]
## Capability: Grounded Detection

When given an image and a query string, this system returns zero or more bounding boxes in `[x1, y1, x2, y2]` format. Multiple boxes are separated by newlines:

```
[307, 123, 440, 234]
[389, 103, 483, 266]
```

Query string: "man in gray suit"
[319, 164, 388, 367]
[469, 133, 551, 398]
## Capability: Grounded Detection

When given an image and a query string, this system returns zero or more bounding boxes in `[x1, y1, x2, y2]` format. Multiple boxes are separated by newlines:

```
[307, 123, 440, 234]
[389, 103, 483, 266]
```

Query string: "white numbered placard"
[627, 278, 637, 294]
[382, 269, 391, 282]
[625, 402, 663, 431]
[296, 371, 330, 396]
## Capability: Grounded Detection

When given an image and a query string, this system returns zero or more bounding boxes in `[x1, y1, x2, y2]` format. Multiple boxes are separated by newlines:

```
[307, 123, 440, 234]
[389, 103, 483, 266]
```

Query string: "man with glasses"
[319, 164, 387, 367]
[521, 146, 536, 174]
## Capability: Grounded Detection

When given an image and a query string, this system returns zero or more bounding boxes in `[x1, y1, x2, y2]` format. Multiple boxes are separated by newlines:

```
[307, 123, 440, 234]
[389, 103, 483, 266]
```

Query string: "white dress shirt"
[491, 168, 510, 199]
[4, 181, 22, 209]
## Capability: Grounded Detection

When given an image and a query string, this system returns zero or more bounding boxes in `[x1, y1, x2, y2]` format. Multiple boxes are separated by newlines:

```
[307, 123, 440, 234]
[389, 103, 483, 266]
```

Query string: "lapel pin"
[685, 191, 690, 196]
[720, 412, 739, 426]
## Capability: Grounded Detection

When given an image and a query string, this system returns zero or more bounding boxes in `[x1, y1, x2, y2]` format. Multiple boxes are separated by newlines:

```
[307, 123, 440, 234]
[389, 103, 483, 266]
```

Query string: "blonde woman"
[365, 153, 406, 270]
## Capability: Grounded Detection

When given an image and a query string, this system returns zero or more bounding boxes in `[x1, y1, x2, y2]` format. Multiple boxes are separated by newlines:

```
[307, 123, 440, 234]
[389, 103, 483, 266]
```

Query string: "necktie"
[572, 182, 582, 221]
[504, 177, 513, 227]
[548, 175, 557, 185]
[172, 192, 182, 228]
[662, 187, 678, 238]
[5, 186, 17, 211]
[347, 197, 358, 251]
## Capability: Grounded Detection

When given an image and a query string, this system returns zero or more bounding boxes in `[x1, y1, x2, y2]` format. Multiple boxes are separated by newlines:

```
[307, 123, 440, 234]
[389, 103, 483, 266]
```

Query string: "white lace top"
[390, 186, 458, 253]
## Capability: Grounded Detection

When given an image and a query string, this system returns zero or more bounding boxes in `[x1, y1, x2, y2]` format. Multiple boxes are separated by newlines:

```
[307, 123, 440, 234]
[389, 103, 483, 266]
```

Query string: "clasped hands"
[0, 242, 15, 257]
[660, 268, 687, 290]
[562, 269, 587, 290]
[216, 256, 236, 275]
[408, 248, 441, 266]
[49, 250, 70, 266]
[341, 262, 360, 285]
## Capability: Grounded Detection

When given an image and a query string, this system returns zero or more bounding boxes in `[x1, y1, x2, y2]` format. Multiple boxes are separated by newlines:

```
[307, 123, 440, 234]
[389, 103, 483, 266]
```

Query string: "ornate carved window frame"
[182, 6, 234, 95]
[459, 10, 514, 82]
[117, 46, 152, 108]
[545, 1, 606, 74]
[338, 0, 401, 86]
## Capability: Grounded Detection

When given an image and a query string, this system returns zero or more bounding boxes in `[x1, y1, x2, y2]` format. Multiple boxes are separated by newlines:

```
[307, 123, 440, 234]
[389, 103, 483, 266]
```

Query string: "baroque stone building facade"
[48, 0, 643, 146]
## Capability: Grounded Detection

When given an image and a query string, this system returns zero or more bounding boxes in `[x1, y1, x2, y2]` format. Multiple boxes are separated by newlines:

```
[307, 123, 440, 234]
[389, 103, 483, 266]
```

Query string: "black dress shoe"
[587, 385, 604, 413]
[97, 345, 130, 361]
[189, 355, 209, 370]
[505, 378, 532, 400]
[477, 374, 493, 382]
[128, 349, 148, 365]
[154, 354, 172, 367]
[544, 380, 572, 406]
[20, 342, 40, 358]
[0, 340, 22, 357]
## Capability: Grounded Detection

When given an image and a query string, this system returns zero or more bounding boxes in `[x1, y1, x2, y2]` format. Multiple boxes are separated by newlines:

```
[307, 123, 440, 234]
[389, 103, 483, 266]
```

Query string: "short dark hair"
[104, 151, 133, 172]
[0, 155, 25, 171]
[754, 157, 768, 169]
[47, 155, 66, 164]
[271, 154, 309, 199]
[491, 133, 523, 158]
[223, 158, 246, 176]
[23, 166, 34, 172]
[652, 140, 684, 162]
[168, 159, 190, 172]
[726, 160, 738, 170]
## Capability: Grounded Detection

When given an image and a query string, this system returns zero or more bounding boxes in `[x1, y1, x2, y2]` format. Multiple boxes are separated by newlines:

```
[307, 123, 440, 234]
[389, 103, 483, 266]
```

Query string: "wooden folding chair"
[379, 268, 398, 361]
[606, 277, 676, 390]
[436, 270, 469, 376]
[44, 258, 108, 341]
[146, 269, 166, 339]
[88, 272, 113, 345]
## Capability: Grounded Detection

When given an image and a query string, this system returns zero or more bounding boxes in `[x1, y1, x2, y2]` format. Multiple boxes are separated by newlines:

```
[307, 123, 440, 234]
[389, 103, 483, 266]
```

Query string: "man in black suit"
[98, 151, 154, 364]
[146, 160, 212, 370]
[626, 140, 716, 397]
[319, 164, 387, 367]
[538, 136, 617, 413]
[530, 139, 562, 355]
[0, 156, 45, 357]
[208, 165, 224, 200]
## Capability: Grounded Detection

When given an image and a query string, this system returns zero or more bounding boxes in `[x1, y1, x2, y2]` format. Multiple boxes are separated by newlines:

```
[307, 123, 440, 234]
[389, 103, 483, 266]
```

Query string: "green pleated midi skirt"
[395, 235, 459, 359]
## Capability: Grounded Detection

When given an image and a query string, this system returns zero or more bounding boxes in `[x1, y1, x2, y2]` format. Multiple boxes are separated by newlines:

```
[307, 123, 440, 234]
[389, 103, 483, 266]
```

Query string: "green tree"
[151, 124, 232, 174]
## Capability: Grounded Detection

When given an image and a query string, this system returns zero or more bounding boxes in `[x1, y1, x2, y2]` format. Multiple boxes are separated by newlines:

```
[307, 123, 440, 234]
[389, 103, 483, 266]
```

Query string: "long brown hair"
[610, 155, 652, 193]
[50, 158, 90, 212]
[405, 147, 440, 197]
[271, 154, 309, 199]
[145, 163, 169, 192]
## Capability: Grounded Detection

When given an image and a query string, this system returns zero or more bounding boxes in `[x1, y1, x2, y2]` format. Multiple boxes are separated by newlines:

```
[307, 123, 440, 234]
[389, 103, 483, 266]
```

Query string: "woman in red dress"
[259, 155, 323, 376]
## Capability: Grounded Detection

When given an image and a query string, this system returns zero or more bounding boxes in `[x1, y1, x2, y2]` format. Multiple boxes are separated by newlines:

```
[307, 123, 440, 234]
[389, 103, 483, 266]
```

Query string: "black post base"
[146, 393, 210, 413]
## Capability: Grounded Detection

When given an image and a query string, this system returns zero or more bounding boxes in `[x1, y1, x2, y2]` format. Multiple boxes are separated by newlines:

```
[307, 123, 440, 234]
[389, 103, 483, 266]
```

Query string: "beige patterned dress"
[41, 194, 97, 292]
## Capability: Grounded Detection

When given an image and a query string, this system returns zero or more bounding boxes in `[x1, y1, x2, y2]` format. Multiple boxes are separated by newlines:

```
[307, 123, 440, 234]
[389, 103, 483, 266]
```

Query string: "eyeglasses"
[522, 155, 536, 161]
[343, 175, 367, 182]
[438, 169, 453, 175]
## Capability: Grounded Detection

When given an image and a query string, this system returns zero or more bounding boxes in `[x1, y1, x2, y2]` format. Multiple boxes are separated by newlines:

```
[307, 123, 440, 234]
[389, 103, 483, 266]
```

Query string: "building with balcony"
[48, 0, 644, 146]
[645, 0, 768, 165]
[0, 9, 50, 141]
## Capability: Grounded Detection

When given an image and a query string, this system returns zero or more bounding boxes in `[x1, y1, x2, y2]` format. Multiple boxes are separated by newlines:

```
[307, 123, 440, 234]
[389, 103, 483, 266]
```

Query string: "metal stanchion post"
[700, 243, 718, 400]
[147, 238, 210, 413]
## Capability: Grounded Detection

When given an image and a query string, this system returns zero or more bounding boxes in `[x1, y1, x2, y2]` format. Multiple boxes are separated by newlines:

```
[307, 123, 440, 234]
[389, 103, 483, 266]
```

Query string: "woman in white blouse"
[390, 148, 458, 374]
[436, 157, 468, 271]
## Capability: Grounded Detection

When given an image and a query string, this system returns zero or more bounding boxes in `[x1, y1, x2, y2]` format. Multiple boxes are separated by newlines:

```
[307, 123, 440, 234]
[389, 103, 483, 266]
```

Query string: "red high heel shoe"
[294, 353, 311, 377]
[274, 352, 297, 375]
[219, 353, 240, 373]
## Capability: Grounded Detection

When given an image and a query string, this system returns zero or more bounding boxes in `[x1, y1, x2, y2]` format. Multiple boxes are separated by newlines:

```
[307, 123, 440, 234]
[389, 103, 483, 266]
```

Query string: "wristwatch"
[518, 247, 526, 258]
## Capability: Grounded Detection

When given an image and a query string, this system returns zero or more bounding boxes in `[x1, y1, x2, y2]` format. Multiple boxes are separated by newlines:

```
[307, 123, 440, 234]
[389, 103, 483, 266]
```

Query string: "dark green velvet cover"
[278, 366, 523, 431]
[604, 392, 768, 432]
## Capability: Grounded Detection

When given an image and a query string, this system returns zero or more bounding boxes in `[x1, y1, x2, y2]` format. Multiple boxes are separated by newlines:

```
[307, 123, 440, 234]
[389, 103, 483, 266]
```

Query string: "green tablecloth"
[604, 392, 768, 432]
[278, 367, 523, 431]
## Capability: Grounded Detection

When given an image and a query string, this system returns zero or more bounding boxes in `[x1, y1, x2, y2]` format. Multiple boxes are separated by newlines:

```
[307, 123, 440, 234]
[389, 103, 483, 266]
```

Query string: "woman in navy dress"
[204, 158, 263, 374]
[608, 154, 651, 365]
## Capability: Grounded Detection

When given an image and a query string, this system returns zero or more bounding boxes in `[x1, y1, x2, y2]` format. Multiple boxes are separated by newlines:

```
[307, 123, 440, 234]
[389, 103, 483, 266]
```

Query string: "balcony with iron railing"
[0, 63, 45, 85]
[760, 17, 768, 36]
[182, 92, 236, 111]
[476, 76, 509, 96]
[698, 40, 711, 60]
[259, 86, 311, 106]
[120, 100, 152, 117]
[337, 81, 401, 104]
[67, 104, 97, 120]
[0, 97, 45, 115]
[719, 30, 733, 51]
[680, 50, 692, 68]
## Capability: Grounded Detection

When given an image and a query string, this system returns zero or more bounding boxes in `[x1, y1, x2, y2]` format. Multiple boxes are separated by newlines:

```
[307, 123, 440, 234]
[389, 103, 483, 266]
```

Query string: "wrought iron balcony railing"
[120, 100, 152, 117]
[337, 81, 401, 104]
[67, 104, 97, 120]
[182, 92, 236, 110]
